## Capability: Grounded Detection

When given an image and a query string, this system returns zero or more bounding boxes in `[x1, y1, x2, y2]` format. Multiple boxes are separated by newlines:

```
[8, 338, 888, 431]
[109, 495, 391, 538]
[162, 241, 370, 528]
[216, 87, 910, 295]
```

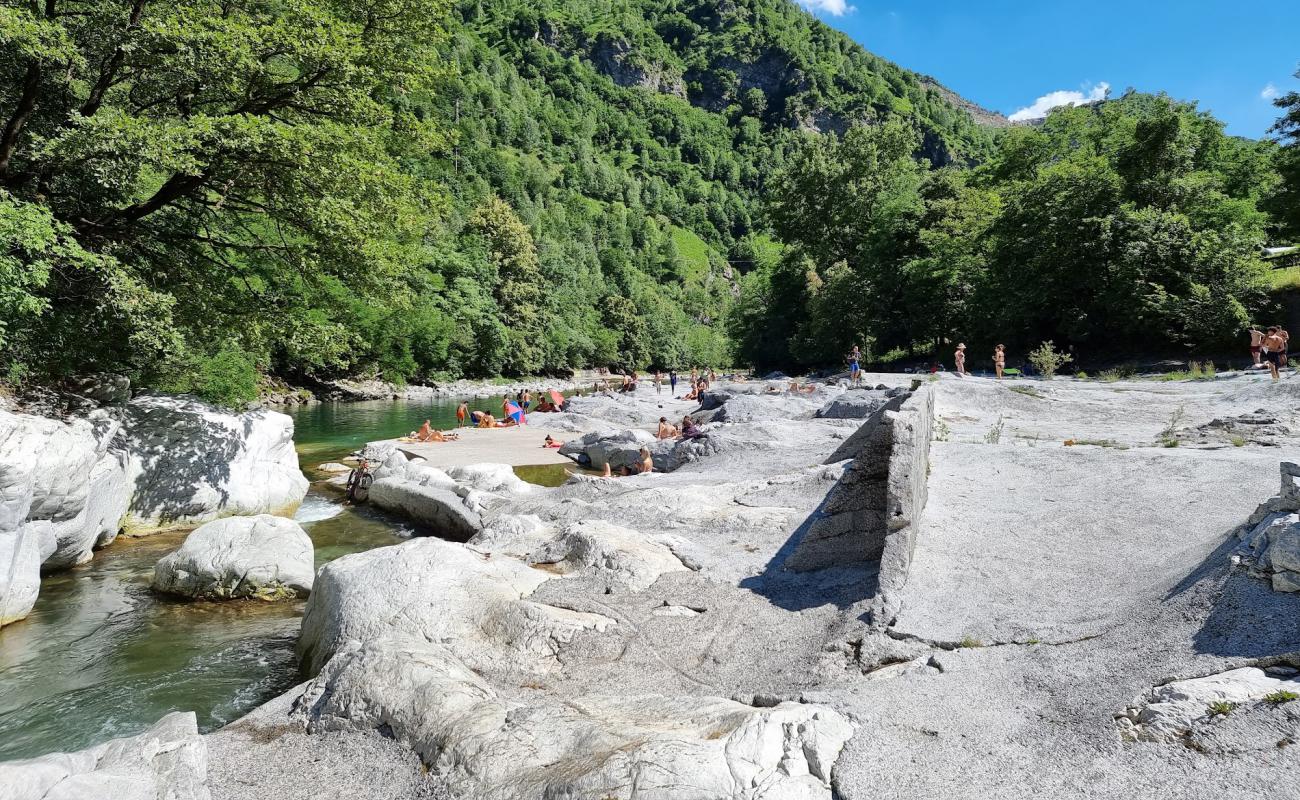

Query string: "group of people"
[1249, 325, 1291, 381]
[950, 343, 1008, 379]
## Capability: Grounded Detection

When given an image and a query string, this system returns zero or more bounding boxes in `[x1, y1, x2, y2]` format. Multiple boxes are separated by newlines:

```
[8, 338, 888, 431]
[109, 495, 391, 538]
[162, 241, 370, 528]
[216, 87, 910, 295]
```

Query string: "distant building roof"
[1263, 246, 1300, 258]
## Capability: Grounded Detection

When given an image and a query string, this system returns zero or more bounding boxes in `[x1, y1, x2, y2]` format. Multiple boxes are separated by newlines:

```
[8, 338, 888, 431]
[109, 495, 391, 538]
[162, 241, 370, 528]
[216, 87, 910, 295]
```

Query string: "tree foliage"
[733, 92, 1281, 372]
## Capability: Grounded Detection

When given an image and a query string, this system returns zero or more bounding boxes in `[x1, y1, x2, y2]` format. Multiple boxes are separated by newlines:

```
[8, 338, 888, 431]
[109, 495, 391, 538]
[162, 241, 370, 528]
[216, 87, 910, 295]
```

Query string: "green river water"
[0, 398, 573, 761]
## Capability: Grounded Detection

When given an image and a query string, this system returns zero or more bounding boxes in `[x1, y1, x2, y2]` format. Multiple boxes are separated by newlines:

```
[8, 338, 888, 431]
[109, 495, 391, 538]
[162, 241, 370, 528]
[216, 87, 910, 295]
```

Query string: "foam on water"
[294, 494, 345, 523]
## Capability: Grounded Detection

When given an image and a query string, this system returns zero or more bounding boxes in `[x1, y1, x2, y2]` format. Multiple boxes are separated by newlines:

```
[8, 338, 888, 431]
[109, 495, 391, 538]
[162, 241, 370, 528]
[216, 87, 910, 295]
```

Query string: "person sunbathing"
[542, 435, 564, 448]
[656, 417, 678, 439]
[472, 410, 499, 428]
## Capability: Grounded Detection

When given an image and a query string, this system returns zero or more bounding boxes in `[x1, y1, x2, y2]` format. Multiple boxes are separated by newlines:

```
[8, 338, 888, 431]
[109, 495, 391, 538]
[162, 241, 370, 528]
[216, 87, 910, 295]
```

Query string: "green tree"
[467, 197, 546, 374]
[0, 0, 449, 392]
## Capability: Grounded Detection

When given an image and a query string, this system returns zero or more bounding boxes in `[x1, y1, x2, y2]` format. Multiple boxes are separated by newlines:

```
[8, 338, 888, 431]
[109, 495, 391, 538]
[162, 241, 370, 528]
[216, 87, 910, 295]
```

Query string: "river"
[0, 397, 572, 761]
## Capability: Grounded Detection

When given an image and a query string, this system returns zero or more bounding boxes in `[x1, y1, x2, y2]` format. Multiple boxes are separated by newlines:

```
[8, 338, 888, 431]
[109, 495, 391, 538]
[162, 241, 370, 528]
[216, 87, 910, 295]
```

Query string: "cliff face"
[473, 0, 1002, 165]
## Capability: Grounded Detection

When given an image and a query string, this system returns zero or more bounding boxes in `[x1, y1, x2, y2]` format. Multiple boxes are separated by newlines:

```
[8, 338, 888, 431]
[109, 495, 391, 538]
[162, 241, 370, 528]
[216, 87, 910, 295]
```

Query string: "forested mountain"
[0, 0, 1005, 402]
[0, 1, 1293, 405]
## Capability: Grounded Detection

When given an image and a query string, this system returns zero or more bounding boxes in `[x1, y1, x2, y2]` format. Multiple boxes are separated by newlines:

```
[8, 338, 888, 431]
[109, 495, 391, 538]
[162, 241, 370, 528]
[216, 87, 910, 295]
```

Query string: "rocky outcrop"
[0, 711, 209, 800]
[364, 455, 535, 538]
[1234, 462, 1300, 591]
[524, 520, 689, 590]
[296, 635, 852, 800]
[152, 515, 314, 600]
[298, 537, 616, 677]
[114, 394, 307, 531]
[785, 386, 933, 598]
[369, 478, 483, 539]
[591, 34, 686, 98]
[1119, 666, 1300, 742]
[816, 388, 895, 419]
[0, 409, 129, 625]
[1, 393, 308, 627]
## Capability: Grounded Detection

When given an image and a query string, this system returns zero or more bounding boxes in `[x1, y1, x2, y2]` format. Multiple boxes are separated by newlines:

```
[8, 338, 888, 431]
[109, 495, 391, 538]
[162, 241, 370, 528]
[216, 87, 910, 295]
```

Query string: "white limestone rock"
[527, 520, 688, 590]
[114, 394, 308, 532]
[297, 538, 613, 677]
[1122, 667, 1300, 741]
[0, 409, 131, 625]
[152, 515, 314, 600]
[0, 711, 209, 800]
[367, 478, 483, 539]
[297, 637, 853, 800]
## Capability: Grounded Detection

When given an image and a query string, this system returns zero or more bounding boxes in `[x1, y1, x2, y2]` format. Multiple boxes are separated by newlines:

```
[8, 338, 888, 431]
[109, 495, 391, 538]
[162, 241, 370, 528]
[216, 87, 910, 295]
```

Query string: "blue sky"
[797, 0, 1300, 139]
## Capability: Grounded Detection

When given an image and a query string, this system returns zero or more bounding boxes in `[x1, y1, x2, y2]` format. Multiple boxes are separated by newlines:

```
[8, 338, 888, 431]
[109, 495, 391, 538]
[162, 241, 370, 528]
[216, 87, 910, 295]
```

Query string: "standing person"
[521, 389, 532, 412]
[848, 345, 862, 386]
[1279, 324, 1290, 367]
[1248, 326, 1264, 367]
[669, 370, 678, 396]
[455, 400, 468, 427]
[954, 343, 968, 377]
[1262, 326, 1286, 382]
[993, 344, 1006, 379]
[653, 370, 662, 395]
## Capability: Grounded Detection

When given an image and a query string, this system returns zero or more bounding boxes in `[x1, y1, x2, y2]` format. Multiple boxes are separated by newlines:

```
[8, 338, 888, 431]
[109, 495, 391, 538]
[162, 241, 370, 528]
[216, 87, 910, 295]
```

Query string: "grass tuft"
[1207, 700, 1236, 717]
[1265, 690, 1298, 705]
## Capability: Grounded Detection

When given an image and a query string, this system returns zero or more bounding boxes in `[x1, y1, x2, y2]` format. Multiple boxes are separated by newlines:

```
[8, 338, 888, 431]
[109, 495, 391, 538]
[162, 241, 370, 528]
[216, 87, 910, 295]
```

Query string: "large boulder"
[113, 394, 308, 532]
[559, 428, 656, 471]
[152, 515, 314, 600]
[0, 409, 131, 625]
[0, 711, 209, 800]
[297, 637, 852, 800]
[298, 537, 615, 677]
[368, 478, 483, 539]
[816, 389, 891, 419]
[708, 393, 821, 423]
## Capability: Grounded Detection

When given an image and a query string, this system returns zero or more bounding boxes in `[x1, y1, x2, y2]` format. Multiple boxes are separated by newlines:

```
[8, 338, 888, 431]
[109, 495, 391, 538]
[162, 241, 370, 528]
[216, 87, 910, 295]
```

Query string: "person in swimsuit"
[955, 343, 968, 377]
[657, 416, 678, 439]
[1262, 326, 1286, 382]
[848, 345, 862, 386]
[994, 344, 1006, 379]
[455, 401, 468, 427]
[1248, 326, 1264, 366]
[669, 370, 678, 396]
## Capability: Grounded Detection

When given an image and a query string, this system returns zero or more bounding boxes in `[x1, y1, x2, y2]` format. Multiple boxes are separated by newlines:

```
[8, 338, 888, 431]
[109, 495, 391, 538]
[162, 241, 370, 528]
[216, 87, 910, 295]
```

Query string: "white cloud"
[797, 0, 855, 16]
[1261, 83, 1279, 100]
[1009, 82, 1111, 122]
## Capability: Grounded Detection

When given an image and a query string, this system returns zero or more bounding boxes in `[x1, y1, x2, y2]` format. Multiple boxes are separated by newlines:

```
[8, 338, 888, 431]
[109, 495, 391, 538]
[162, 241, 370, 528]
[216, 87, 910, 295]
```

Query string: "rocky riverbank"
[6, 371, 1300, 799]
[0, 384, 308, 627]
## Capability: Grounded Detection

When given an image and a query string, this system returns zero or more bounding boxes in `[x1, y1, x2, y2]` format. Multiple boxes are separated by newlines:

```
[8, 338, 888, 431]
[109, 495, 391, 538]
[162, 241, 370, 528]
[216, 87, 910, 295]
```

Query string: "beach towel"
[549, 389, 565, 407]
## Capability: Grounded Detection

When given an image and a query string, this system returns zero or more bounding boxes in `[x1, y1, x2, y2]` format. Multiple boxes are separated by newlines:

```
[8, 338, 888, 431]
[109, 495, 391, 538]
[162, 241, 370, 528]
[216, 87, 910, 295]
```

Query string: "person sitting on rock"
[679, 415, 706, 440]
[415, 420, 452, 442]
[657, 416, 678, 439]
[472, 410, 498, 428]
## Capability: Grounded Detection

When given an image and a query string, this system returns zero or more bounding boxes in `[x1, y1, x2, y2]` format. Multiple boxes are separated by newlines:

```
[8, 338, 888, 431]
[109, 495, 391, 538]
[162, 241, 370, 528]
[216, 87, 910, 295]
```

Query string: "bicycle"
[345, 456, 374, 504]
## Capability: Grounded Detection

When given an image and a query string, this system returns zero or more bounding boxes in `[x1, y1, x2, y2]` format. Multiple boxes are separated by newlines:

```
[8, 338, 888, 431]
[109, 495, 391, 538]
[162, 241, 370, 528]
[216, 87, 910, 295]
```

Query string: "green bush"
[1028, 341, 1072, 380]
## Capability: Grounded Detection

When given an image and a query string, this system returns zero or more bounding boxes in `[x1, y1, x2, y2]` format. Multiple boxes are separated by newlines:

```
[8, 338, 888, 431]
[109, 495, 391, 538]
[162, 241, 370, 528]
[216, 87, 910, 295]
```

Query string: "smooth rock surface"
[0, 711, 208, 800]
[152, 515, 314, 600]
[114, 394, 308, 531]
[296, 636, 853, 800]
